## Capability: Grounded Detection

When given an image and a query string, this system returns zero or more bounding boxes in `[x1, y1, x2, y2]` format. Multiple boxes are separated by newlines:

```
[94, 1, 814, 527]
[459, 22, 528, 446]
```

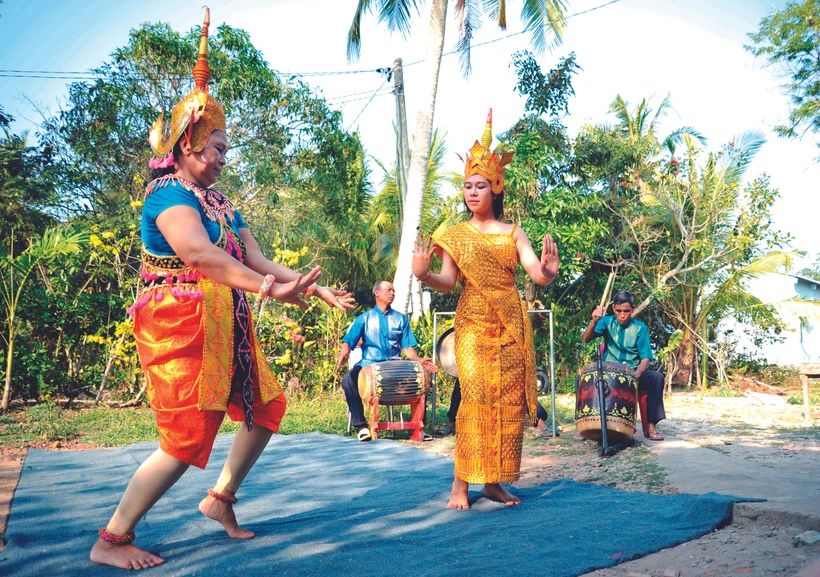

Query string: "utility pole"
[393, 57, 411, 203]
[393, 57, 424, 319]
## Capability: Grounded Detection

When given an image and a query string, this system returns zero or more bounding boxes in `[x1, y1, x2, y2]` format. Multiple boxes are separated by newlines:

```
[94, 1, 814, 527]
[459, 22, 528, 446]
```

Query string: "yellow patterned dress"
[435, 222, 537, 484]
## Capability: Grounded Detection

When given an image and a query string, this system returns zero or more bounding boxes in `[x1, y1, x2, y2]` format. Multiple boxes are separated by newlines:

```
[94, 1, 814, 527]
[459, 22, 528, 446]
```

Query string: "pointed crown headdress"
[463, 109, 514, 196]
[148, 8, 226, 161]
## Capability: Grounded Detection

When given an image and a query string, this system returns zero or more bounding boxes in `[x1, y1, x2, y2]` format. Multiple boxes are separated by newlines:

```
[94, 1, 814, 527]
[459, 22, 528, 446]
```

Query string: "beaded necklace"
[145, 174, 236, 224]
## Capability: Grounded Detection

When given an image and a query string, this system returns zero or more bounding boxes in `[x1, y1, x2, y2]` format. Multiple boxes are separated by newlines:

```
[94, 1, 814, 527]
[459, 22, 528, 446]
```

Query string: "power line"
[404, 0, 622, 67]
[346, 75, 390, 130]
[326, 87, 393, 102]
[0, 0, 621, 82]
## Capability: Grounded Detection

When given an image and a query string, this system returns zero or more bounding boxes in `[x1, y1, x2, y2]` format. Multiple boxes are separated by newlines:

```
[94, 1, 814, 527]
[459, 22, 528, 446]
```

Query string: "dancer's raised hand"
[412, 233, 435, 282]
[540, 234, 559, 280]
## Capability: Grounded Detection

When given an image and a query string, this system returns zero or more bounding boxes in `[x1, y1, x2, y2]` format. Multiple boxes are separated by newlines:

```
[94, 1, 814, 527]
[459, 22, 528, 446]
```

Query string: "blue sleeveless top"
[141, 180, 246, 256]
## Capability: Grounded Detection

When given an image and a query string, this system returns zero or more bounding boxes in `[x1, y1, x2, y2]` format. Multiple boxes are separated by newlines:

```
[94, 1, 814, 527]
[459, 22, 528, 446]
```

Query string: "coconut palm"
[371, 128, 454, 317]
[347, 0, 568, 313]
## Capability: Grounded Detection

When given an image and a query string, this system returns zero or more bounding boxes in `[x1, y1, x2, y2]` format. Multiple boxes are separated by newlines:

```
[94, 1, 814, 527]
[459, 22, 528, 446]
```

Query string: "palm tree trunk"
[2, 331, 14, 412]
[392, 0, 448, 314]
[410, 276, 424, 320]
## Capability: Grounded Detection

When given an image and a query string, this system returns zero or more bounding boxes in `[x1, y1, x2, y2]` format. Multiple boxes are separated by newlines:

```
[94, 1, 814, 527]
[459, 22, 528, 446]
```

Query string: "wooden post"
[803, 373, 811, 425]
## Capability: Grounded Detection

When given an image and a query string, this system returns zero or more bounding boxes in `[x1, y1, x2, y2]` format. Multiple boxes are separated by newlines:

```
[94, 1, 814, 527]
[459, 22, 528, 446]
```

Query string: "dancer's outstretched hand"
[413, 234, 435, 281]
[316, 285, 357, 311]
[269, 266, 322, 309]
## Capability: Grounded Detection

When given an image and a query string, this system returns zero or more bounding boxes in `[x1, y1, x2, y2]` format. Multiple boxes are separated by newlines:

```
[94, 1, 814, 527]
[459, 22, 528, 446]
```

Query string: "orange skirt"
[134, 286, 286, 469]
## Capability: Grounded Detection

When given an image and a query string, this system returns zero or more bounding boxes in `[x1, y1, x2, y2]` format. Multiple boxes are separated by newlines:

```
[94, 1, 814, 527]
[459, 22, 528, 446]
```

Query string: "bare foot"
[482, 483, 521, 505]
[90, 537, 164, 570]
[447, 477, 470, 510]
[198, 495, 255, 539]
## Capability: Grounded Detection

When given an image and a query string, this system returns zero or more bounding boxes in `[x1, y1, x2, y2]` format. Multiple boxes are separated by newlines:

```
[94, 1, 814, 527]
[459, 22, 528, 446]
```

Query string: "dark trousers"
[342, 365, 367, 429]
[638, 370, 666, 433]
[446, 378, 548, 424]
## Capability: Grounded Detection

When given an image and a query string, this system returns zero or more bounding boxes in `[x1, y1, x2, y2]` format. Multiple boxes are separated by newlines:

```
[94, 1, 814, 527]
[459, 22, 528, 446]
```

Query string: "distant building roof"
[790, 274, 820, 287]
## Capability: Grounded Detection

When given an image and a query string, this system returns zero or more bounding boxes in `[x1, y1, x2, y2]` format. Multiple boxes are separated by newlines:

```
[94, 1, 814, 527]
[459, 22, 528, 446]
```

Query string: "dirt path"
[0, 448, 25, 548]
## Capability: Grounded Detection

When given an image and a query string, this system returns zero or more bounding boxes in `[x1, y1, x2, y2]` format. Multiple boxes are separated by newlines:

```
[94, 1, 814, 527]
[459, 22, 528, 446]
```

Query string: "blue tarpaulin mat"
[1, 432, 760, 576]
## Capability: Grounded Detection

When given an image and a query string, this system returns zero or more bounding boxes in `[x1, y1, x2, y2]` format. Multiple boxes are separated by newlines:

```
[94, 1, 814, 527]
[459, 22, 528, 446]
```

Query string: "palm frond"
[346, 0, 374, 62]
[520, 0, 567, 55]
[378, 0, 423, 36]
[455, 0, 482, 75]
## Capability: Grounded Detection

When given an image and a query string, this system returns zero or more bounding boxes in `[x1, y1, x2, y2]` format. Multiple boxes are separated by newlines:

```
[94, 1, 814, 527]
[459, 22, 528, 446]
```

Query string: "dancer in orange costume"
[413, 110, 559, 509]
[90, 9, 354, 569]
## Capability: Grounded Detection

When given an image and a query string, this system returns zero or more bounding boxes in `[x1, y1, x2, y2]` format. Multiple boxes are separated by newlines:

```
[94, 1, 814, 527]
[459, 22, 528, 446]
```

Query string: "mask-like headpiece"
[148, 8, 226, 164]
[463, 109, 514, 196]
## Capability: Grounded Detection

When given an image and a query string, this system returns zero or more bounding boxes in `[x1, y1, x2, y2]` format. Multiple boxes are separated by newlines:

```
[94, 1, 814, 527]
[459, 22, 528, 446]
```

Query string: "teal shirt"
[141, 180, 247, 256]
[592, 316, 653, 370]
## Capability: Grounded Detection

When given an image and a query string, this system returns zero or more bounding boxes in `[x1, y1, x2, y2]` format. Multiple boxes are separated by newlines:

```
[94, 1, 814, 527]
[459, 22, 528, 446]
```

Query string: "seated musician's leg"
[638, 370, 666, 440]
[536, 401, 549, 431]
[435, 379, 460, 436]
[341, 365, 369, 440]
[573, 374, 585, 440]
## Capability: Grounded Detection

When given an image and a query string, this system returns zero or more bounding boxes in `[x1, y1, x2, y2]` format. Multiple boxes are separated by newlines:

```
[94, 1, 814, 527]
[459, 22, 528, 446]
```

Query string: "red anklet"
[98, 527, 135, 545]
[208, 488, 238, 504]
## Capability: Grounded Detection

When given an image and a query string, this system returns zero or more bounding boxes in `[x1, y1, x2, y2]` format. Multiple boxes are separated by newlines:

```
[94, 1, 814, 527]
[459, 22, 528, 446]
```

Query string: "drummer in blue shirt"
[583, 290, 666, 441]
[336, 280, 438, 441]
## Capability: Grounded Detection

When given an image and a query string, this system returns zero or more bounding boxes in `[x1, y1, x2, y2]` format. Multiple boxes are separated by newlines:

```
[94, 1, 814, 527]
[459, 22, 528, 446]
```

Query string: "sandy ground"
[1, 393, 818, 576]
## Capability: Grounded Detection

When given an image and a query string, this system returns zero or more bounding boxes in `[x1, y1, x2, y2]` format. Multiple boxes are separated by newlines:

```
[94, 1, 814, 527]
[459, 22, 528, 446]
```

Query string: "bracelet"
[258, 274, 275, 299]
[305, 283, 317, 298]
[417, 271, 432, 282]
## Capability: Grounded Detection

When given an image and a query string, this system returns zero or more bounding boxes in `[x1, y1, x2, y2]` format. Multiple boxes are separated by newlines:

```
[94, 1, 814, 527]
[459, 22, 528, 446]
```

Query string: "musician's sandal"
[645, 431, 664, 441]
[422, 433, 433, 442]
[434, 424, 456, 436]
[357, 427, 372, 442]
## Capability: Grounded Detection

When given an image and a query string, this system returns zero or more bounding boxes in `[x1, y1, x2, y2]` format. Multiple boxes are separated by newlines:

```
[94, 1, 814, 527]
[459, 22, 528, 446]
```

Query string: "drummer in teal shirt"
[583, 290, 666, 441]
[336, 280, 438, 441]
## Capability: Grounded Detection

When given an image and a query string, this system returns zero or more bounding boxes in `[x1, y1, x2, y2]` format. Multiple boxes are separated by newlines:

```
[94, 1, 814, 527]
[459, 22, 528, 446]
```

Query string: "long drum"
[575, 361, 637, 443]
[358, 360, 429, 406]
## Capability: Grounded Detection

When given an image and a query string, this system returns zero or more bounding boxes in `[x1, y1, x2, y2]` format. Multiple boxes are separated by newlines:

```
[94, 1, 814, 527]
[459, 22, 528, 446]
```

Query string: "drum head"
[435, 327, 458, 377]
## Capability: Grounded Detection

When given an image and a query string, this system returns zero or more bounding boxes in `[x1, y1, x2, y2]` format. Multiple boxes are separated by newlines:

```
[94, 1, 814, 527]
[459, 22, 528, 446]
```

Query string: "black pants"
[446, 378, 548, 424]
[342, 365, 367, 429]
[637, 370, 666, 428]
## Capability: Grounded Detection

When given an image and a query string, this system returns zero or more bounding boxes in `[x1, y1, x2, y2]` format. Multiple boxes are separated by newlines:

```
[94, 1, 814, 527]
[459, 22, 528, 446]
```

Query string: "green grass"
[0, 391, 426, 448]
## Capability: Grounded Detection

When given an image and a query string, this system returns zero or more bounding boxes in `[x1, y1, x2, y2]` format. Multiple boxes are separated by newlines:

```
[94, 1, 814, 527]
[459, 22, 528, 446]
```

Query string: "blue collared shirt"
[592, 315, 653, 370]
[342, 307, 418, 368]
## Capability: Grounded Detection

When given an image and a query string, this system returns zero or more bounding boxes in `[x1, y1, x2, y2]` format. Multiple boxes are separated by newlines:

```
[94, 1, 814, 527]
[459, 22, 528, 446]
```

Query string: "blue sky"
[2, 0, 818, 360]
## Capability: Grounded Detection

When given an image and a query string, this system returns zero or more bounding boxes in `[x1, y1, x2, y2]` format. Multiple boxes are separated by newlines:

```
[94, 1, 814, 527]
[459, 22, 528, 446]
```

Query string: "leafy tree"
[1, 228, 87, 410]
[746, 0, 820, 157]
[0, 109, 60, 242]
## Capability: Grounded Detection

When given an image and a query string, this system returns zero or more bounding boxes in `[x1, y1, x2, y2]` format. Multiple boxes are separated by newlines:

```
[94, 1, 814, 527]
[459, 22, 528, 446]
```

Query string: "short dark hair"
[612, 290, 635, 307]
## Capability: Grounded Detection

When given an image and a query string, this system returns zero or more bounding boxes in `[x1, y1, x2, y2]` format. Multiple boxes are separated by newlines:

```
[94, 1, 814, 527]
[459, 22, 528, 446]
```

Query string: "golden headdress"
[148, 8, 226, 163]
[463, 109, 514, 196]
